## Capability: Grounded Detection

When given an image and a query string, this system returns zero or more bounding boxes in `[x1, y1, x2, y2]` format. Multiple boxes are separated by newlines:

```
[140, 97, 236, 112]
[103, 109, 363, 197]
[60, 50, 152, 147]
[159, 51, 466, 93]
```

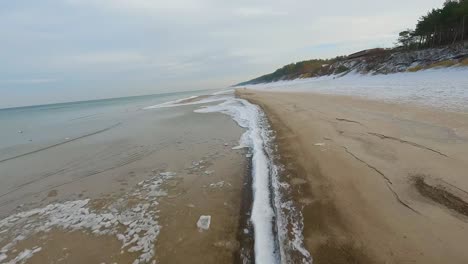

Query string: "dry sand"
[238, 89, 468, 264]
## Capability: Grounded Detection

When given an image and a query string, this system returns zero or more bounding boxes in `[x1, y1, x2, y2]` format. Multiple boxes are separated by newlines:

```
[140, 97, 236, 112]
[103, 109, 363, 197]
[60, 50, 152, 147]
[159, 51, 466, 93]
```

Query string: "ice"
[195, 97, 281, 263]
[231, 145, 247, 150]
[0, 171, 172, 264]
[195, 95, 312, 264]
[145, 90, 311, 263]
[196, 215, 211, 231]
[209, 181, 230, 188]
[4, 247, 41, 264]
[159, 172, 176, 177]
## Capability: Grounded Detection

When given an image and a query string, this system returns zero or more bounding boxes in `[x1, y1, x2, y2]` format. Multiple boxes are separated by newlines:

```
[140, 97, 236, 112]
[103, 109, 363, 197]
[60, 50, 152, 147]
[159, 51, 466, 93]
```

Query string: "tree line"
[398, 0, 468, 49]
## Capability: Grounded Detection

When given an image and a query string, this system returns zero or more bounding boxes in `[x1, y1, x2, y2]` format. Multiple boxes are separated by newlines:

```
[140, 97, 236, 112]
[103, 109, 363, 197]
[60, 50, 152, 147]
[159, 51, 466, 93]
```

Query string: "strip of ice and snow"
[143, 91, 312, 263]
[243, 67, 468, 112]
[194, 97, 312, 264]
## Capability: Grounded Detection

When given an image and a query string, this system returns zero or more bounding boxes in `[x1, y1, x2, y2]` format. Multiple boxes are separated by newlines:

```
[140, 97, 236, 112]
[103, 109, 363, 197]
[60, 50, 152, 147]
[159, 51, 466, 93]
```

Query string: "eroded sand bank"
[238, 89, 468, 264]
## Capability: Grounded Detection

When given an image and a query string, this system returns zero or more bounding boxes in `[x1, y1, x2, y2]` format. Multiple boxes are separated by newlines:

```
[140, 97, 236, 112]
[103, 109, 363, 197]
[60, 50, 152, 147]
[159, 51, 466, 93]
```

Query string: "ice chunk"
[209, 181, 223, 188]
[232, 145, 247, 150]
[196, 215, 211, 231]
[159, 172, 176, 177]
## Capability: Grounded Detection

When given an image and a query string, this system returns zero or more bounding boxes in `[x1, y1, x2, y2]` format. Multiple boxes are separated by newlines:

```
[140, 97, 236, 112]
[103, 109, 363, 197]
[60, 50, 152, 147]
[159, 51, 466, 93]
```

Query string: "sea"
[0, 88, 310, 264]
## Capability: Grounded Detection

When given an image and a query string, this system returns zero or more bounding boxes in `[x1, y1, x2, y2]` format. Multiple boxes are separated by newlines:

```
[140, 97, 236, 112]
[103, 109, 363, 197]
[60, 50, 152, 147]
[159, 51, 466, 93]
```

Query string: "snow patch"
[3, 247, 42, 264]
[0, 172, 174, 264]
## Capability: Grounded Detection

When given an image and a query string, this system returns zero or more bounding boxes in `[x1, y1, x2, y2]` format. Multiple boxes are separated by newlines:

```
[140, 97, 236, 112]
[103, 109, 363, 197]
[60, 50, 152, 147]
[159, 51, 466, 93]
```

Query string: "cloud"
[0, 78, 57, 84]
[52, 51, 148, 67]
[0, 0, 446, 107]
[232, 7, 286, 17]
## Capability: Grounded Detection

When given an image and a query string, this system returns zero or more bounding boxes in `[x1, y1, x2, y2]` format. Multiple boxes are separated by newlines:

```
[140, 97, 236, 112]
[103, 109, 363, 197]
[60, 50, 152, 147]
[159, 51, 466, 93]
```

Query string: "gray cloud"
[0, 0, 444, 108]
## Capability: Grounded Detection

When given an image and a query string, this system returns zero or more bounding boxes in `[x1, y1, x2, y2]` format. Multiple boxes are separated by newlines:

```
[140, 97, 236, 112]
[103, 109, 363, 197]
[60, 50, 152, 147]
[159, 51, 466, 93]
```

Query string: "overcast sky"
[0, 0, 444, 108]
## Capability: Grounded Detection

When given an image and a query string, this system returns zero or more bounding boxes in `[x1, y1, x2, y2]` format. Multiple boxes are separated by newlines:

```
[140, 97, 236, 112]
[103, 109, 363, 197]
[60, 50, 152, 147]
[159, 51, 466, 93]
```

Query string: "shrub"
[335, 65, 349, 74]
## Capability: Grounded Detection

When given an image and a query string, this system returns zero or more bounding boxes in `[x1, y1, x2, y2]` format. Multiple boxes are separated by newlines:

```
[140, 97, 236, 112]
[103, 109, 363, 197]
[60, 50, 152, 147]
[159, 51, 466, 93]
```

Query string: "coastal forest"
[239, 0, 468, 85]
[398, 0, 468, 49]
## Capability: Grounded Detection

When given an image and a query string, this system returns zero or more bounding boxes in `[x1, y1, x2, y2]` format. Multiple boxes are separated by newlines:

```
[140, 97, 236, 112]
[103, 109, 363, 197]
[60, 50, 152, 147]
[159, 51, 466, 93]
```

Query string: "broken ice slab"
[197, 215, 211, 231]
[159, 172, 176, 177]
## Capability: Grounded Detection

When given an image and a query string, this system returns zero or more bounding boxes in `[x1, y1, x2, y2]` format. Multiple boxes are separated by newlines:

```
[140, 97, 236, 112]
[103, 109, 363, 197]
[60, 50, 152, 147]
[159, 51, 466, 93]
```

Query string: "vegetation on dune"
[238, 1, 468, 86]
[397, 0, 468, 49]
[237, 57, 346, 85]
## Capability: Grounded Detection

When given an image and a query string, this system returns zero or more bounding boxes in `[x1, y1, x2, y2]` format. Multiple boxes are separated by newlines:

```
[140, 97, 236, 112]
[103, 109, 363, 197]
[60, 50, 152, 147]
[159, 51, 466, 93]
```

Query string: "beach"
[238, 89, 468, 263]
[2, 72, 468, 264]
[0, 92, 252, 264]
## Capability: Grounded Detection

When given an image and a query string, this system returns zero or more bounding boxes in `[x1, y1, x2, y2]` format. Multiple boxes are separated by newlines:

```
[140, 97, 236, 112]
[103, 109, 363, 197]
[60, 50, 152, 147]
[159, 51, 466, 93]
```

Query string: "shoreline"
[0, 97, 249, 264]
[238, 89, 468, 263]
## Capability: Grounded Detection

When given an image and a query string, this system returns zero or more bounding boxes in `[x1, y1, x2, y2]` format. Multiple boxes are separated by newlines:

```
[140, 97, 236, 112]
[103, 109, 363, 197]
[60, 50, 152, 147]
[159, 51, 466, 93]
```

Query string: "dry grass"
[459, 58, 468, 66]
[427, 60, 457, 68]
[407, 60, 458, 72]
[407, 65, 424, 72]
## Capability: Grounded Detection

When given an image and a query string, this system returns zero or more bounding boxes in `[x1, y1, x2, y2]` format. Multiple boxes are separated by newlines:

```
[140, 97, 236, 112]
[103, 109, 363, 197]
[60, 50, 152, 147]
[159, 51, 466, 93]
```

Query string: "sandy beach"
[238, 89, 468, 264]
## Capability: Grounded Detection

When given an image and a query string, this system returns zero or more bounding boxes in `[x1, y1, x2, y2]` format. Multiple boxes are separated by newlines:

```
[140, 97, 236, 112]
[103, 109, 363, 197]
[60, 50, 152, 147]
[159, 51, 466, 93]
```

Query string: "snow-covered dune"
[244, 67, 468, 112]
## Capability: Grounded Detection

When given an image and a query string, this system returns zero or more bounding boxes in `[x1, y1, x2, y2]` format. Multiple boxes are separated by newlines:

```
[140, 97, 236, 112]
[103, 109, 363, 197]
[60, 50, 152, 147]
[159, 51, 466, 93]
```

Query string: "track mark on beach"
[342, 146, 419, 214]
[0, 123, 122, 164]
[413, 175, 468, 217]
[368, 132, 448, 157]
[336, 118, 366, 127]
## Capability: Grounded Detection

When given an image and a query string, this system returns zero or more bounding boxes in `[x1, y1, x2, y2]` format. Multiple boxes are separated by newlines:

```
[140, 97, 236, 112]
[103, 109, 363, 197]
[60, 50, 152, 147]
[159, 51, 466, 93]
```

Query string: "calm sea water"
[0, 90, 212, 153]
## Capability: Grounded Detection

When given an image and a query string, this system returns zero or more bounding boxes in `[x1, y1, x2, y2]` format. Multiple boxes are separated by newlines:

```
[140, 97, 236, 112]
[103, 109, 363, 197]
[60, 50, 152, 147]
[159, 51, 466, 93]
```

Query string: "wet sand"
[0, 102, 249, 263]
[238, 89, 468, 264]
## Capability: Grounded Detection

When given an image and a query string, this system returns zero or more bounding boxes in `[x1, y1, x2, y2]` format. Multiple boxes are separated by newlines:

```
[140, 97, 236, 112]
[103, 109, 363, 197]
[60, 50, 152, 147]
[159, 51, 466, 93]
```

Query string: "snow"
[143, 90, 312, 263]
[195, 96, 311, 264]
[196, 215, 211, 231]
[209, 181, 231, 188]
[0, 172, 175, 264]
[245, 68, 468, 112]
[3, 247, 42, 264]
[195, 97, 279, 263]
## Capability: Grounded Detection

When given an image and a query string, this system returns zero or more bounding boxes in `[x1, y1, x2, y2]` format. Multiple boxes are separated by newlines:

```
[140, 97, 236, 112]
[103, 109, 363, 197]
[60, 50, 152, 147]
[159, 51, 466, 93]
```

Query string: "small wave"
[0, 123, 121, 164]
[143, 95, 227, 109]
